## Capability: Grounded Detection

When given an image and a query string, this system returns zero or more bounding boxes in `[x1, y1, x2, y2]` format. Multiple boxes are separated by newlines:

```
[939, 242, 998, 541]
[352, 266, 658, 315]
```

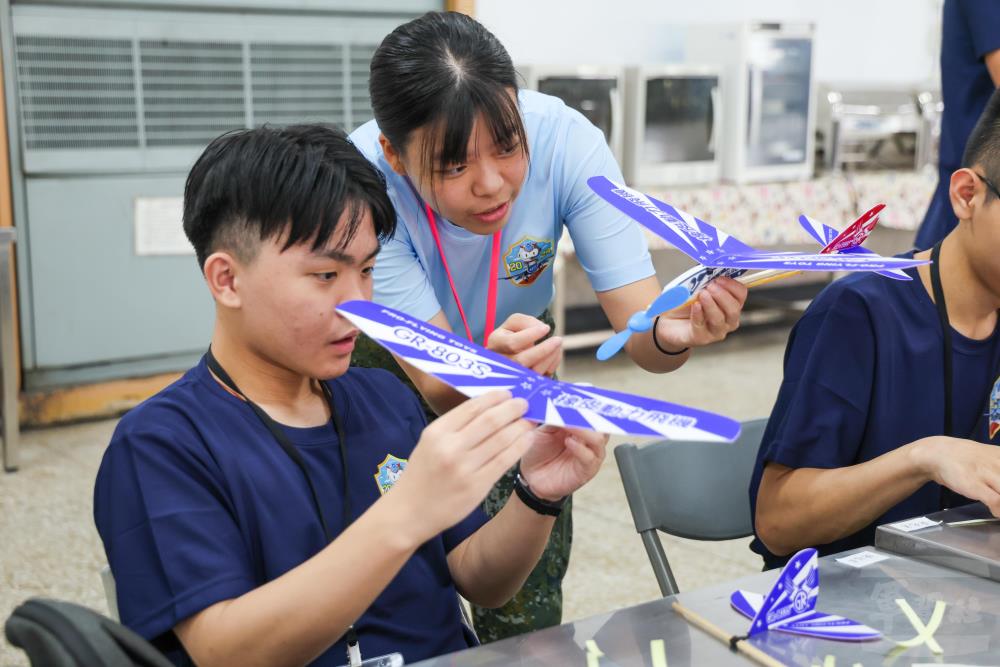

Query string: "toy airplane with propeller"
[587, 176, 930, 360]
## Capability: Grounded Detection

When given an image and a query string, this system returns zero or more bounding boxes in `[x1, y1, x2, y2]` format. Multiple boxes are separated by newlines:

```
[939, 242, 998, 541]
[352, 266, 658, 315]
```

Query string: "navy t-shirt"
[915, 0, 1000, 249]
[94, 360, 488, 665]
[749, 257, 1000, 570]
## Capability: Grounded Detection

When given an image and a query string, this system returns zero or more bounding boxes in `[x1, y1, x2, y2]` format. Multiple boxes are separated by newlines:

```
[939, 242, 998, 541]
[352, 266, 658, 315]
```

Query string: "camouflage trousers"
[350, 310, 571, 643]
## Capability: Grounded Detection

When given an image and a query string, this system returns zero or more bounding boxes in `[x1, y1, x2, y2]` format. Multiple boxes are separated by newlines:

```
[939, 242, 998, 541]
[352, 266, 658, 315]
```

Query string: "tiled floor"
[0, 323, 790, 665]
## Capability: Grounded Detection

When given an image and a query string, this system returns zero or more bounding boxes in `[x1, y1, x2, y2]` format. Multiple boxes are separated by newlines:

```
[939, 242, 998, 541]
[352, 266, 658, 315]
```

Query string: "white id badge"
[336, 653, 404, 667]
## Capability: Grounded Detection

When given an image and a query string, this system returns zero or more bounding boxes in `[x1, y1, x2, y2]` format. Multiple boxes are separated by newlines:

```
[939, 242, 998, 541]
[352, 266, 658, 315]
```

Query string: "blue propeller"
[596, 285, 690, 361]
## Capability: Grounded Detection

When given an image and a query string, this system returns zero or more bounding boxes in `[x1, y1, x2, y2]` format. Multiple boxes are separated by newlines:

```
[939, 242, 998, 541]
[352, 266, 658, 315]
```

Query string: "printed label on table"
[836, 551, 891, 568]
[888, 516, 941, 532]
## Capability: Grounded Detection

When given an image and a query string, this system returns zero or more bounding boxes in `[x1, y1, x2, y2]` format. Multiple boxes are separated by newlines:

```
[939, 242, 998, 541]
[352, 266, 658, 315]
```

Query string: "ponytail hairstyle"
[369, 11, 528, 180]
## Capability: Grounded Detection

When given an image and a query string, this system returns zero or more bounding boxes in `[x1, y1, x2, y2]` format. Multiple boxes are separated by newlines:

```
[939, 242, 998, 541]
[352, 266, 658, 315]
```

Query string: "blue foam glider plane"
[588, 176, 927, 360]
[730, 548, 881, 642]
[588, 176, 928, 273]
[336, 299, 741, 442]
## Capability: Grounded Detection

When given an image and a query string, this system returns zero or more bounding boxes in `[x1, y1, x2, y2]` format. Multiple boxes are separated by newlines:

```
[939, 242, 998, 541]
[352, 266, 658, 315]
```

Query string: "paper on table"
[836, 551, 891, 568]
[888, 517, 941, 533]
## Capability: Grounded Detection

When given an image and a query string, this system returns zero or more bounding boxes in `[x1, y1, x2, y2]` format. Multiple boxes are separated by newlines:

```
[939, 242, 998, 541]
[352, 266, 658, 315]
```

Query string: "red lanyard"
[421, 202, 502, 345]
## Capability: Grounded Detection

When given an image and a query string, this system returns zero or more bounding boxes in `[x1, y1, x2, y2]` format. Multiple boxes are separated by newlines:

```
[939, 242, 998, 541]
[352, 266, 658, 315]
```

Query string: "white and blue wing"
[730, 589, 761, 620]
[589, 176, 927, 273]
[731, 591, 880, 641]
[798, 213, 839, 246]
[588, 176, 759, 264]
[337, 301, 741, 441]
[716, 252, 927, 272]
[532, 382, 741, 442]
[837, 246, 912, 281]
[779, 612, 882, 641]
[335, 300, 531, 396]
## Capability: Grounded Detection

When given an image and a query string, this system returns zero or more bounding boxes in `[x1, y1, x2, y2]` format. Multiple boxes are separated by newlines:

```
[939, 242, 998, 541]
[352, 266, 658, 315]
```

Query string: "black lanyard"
[205, 349, 361, 662]
[930, 241, 954, 438]
[205, 348, 351, 539]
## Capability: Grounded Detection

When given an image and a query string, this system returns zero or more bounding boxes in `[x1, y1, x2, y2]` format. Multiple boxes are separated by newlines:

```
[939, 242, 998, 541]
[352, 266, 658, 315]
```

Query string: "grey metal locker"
[1, 0, 438, 389]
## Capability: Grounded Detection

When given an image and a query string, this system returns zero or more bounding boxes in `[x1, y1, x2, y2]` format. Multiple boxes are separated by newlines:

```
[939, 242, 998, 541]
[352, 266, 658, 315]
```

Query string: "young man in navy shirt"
[93, 124, 608, 666]
[750, 90, 1000, 571]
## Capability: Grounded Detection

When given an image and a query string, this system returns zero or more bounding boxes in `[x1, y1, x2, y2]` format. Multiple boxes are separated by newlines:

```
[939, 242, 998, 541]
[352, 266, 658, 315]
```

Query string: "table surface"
[413, 547, 1000, 666]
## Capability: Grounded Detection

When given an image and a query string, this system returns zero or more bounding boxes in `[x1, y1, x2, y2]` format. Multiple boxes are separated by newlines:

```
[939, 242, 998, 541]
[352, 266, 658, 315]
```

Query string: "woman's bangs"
[420, 84, 527, 177]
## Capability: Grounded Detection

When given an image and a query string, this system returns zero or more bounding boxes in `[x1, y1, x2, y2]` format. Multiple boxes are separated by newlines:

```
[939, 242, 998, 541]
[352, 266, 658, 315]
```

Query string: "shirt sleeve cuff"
[442, 508, 490, 554]
[125, 574, 256, 642]
[763, 438, 843, 472]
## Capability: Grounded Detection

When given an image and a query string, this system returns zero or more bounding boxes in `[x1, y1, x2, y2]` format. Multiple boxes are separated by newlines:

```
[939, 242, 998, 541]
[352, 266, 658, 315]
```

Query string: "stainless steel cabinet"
[686, 22, 816, 183]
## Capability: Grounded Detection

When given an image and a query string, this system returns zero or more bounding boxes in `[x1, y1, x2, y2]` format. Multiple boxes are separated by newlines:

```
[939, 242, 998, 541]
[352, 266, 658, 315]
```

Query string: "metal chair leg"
[641, 530, 679, 597]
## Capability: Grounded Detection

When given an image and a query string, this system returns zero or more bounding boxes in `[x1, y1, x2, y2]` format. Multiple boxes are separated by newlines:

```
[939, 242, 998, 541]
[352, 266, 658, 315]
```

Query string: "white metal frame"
[686, 22, 817, 184]
[622, 64, 722, 187]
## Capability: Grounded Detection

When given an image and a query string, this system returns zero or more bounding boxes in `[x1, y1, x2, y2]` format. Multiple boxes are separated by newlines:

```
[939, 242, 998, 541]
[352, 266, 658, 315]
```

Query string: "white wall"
[476, 0, 943, 87]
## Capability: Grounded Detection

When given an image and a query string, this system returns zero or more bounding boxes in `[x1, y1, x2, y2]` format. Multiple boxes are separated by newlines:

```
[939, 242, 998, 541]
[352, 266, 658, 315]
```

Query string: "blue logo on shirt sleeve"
[503, 236, 555, 287]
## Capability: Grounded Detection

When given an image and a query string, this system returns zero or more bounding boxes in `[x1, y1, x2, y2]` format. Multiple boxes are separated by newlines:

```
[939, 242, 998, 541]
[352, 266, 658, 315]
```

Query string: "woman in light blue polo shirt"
[349, 10, 747, 642]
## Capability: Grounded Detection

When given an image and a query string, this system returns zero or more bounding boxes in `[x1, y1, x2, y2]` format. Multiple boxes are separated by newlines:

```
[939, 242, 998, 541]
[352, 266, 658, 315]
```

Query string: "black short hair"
[962, 88, 1000, 202]
[369, 11, 528, 180]
[183, 124, 395, 269]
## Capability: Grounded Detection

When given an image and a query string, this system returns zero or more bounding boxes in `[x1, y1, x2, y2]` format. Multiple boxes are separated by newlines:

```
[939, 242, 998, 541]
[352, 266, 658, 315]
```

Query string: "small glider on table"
[730, 548, 881, 642]
[336, 299, 740, 442]
[587, 176, 930, 360]
[672, 548, 881, 667]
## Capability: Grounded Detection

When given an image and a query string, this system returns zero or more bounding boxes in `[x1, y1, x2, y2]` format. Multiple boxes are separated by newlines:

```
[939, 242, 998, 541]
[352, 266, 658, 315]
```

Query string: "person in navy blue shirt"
[93, 124, 608, 666]
[914, 0, 1000, 249]
[751, 90, 1000, 571]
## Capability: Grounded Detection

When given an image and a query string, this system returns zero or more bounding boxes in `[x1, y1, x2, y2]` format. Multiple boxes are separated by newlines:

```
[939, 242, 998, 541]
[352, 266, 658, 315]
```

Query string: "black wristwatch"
[513, 466, 566, 517]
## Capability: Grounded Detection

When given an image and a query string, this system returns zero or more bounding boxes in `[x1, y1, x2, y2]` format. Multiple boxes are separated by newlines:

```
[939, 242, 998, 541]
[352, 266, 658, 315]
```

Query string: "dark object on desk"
[875, 502, 1000, 582]
[5, 598, 173, 667]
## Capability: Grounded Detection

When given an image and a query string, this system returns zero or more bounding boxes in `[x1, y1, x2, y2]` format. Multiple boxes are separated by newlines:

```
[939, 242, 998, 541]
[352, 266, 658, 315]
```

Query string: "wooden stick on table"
[671, 601, 787, 667]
